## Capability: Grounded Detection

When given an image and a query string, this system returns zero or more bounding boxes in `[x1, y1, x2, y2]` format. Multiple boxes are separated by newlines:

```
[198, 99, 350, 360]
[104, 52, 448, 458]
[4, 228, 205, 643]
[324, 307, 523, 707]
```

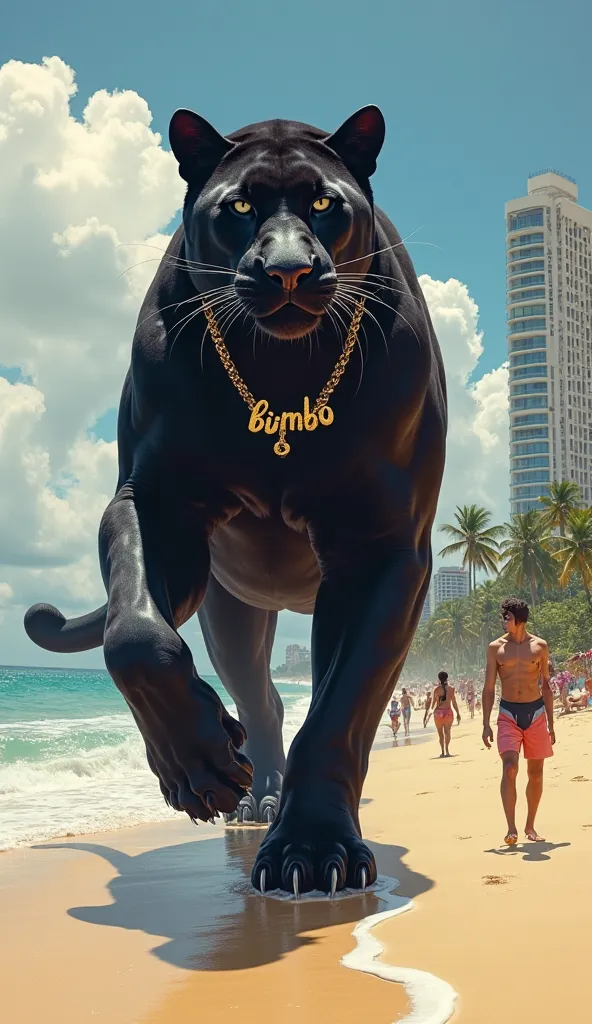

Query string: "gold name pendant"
[248, 397, 334, 457]
[203, 298, 365, 457]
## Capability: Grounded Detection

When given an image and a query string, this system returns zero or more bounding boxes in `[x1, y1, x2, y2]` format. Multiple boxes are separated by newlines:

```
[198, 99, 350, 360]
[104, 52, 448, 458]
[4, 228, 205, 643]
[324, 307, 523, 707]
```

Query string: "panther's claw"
[251, 814, 376, 897]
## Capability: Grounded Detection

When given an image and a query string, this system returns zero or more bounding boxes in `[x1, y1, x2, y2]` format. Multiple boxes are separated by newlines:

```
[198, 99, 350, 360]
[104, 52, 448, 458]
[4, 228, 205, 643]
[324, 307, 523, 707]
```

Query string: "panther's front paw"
[251, 808, 376, 896]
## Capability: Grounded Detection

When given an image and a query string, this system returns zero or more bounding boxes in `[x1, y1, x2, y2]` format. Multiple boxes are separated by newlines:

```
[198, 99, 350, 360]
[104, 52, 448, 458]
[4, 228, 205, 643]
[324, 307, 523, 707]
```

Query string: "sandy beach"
[2, 709, 592, 1023]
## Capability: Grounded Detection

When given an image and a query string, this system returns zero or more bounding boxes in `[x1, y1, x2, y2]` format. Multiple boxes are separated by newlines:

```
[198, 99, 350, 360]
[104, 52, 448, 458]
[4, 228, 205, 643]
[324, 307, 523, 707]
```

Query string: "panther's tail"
[24, 602, 107, 654]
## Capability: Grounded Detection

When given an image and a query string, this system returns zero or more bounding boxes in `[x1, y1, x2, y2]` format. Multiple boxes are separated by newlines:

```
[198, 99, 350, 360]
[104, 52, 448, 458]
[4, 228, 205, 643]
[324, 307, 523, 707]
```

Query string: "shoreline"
[1, 716, 397, 851]
[271, 675, 312, 684]
[3, 712, 592, 1022]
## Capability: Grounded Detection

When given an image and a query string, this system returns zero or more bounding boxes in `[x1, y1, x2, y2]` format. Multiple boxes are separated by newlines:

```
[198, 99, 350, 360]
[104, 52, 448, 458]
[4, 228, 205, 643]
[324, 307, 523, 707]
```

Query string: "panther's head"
[169, 106, 385, 340]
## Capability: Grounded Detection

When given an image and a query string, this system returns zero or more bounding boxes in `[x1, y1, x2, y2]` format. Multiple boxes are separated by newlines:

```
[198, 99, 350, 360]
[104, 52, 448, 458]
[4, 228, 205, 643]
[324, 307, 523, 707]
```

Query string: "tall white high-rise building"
[285, 644, 310, 668]
[431, 566, 470, 610]
[418, 596, 431, 625]
[506, 172, 592, 514]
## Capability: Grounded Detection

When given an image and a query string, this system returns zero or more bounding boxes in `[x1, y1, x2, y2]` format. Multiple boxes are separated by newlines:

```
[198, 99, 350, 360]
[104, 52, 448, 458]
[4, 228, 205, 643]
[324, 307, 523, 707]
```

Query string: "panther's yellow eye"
[233, 200, 252, 214]
[312, 197, 332, 212]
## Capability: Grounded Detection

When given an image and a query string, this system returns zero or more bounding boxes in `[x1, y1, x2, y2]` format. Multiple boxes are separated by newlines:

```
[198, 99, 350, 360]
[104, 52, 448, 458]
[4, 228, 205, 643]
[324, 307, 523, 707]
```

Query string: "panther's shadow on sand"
[35, 830, 432, 971]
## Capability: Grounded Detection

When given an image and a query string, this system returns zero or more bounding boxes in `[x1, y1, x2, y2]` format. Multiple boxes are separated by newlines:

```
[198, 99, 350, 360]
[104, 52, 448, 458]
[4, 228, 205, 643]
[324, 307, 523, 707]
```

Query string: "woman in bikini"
[431, 671, 461, 757]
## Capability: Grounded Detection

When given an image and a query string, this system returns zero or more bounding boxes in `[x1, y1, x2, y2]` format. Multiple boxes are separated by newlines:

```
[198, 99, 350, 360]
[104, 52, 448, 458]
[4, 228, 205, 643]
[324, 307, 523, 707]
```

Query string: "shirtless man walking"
[482, 596, 555, 846]
[400, 688, 415, 737]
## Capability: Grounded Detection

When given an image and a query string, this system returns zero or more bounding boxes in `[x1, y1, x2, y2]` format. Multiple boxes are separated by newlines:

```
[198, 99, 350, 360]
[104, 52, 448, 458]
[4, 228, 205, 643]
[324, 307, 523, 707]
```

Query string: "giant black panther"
[25, 105, 446, 896]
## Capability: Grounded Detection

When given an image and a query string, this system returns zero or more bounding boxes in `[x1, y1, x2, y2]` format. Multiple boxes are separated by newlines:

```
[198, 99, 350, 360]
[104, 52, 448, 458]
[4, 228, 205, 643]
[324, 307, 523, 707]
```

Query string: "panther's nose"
[264, 262, 312, 291]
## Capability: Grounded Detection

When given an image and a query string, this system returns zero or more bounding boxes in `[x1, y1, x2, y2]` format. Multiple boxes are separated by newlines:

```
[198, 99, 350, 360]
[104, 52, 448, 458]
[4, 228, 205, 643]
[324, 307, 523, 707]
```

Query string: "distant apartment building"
[285, 644, 310, 668]
[431, 566, 470, 611]
[418, 594, 432, 625]
[506, 171, 592, 514]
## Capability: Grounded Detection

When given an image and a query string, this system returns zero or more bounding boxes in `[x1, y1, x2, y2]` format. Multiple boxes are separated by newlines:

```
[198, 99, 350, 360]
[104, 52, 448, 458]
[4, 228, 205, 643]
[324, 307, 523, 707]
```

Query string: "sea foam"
[0, 692, 312, 850]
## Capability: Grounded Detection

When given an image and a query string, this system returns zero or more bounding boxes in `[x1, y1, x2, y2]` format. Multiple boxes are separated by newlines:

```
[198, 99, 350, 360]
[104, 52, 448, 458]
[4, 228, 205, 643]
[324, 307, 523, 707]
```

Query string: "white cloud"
[0, 56, 183, 648]
[0, 56, 509, 668]
[420, 276, 510, 533]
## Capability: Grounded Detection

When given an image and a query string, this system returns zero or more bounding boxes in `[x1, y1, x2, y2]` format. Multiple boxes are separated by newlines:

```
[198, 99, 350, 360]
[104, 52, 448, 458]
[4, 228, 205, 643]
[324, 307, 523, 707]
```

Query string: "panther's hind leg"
[198, 573, 285, 826]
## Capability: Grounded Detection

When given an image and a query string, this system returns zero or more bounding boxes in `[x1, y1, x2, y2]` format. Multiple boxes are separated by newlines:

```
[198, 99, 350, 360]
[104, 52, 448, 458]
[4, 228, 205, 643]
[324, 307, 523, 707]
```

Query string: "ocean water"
[0, 666, 312, 851]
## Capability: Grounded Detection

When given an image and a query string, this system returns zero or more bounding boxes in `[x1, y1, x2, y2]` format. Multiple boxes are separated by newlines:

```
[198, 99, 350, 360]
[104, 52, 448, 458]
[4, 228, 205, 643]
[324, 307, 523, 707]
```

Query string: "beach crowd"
[387, 596, 592, 847]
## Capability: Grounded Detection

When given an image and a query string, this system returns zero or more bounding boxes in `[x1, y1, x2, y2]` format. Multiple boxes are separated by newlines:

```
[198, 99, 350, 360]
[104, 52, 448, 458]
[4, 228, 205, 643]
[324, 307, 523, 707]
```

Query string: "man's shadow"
[484, 841, 571, 863]
[34, 829, 432, 972]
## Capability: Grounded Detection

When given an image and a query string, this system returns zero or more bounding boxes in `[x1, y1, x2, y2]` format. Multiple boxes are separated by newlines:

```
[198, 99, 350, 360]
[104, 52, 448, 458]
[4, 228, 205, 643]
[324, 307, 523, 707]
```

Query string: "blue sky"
[1, 0, 591, 668]
[4, 0, 592, 403]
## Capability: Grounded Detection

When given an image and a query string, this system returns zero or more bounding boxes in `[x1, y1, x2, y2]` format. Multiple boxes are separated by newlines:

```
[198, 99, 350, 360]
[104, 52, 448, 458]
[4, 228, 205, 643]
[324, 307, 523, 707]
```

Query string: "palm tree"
[433, 598, 477, 672]
[539, 480, 582, 536]
[438, 505, 504, 592]
[499, 510, 557, 607]
[554, 509, 592, 607]
[473, 579, 502, 651]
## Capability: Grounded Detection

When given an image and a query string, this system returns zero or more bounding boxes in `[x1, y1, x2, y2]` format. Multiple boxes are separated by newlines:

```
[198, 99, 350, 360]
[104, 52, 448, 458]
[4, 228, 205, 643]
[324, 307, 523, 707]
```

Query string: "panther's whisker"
[198, 296, 241, 368]
[198, 298, 244, 368]
[322, 302, 345, 353]
[339, 282, 413, 325]
[338, 283, 399, 315]
[337, 273, 422, 306]
[118, 256, 238, 281]
[134, 295, 200, 333]
[168, 306, 204, 360]
[335, 228, 444, 268]
[169, 294, 237, 360]
[198, 299, 242, 367]
[221, 300, 251, 339]
[331, 295, 366, 391]
[357, 320, 371, 394]
[336, 290, 390, 357]
[117, 243, 238, 275]
[199, 322, 210, 372]
[328, 297, 351, 347]
[216, 299, 243, 335]
[136, 285, 234, 336]
[207, 297, 241, 329]
[339, 284, 421, 349]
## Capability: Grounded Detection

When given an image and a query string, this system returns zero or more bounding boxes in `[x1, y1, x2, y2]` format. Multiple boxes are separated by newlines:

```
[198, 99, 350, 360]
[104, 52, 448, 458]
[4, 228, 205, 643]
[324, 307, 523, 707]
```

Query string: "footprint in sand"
[457, 836, 472, 841]
[415, 791, 433, 796]
[482, 875, 512, 886]
[583, 824, 592, 828]
[571, 776, 590, 782]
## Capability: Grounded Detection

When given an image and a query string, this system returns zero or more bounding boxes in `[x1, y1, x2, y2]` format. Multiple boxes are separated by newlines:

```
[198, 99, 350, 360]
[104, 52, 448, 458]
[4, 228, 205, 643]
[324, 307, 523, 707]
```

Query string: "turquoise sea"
[0, 666, 312, 850]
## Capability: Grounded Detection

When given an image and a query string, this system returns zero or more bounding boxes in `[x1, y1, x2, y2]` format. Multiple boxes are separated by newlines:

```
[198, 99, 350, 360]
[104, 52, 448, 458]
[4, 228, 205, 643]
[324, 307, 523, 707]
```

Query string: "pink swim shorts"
[497, 705, 553, 759]
[434, 708, 453, 723]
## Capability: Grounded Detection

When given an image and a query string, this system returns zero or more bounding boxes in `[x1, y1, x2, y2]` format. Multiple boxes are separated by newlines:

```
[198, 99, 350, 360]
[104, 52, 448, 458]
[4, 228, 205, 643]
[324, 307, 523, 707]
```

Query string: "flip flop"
[525, 830, 546, 842]
[504, 832, 518, 846]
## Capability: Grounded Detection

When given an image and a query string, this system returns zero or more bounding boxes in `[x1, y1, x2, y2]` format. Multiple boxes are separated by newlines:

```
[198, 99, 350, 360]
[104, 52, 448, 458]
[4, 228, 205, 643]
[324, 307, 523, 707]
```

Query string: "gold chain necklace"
[203, 298, 365, 457]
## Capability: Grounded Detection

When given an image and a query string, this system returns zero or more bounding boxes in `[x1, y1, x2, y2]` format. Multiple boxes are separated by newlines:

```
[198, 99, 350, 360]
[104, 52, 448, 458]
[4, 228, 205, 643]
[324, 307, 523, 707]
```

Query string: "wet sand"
[2, 711, 592, 1022]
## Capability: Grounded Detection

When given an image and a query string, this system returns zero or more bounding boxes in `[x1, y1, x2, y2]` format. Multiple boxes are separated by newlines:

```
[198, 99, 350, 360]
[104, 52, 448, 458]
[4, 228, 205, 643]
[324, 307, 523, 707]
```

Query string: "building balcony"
[506, 260, 545, 278]
[508, 318, 547, 336]
[508, 336, 547, 354]
[509, 367, 548, 382]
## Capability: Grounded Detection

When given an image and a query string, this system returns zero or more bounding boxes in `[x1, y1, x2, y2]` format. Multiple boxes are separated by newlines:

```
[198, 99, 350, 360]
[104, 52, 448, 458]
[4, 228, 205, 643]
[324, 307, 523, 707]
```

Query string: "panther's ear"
[324, 105, 385, 179]
[169, 109, 234, 184]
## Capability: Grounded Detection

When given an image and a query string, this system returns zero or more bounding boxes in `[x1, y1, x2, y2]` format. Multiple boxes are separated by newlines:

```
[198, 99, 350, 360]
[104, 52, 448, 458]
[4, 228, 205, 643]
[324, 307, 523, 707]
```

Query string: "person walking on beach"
[423, 686, 433, 728]
[431, 671, 461, 757]
[388, 695, 402, 736]
[466, 679, 476, 719]
[400, 688, 415, 737]
[482, 596, 555, 846]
